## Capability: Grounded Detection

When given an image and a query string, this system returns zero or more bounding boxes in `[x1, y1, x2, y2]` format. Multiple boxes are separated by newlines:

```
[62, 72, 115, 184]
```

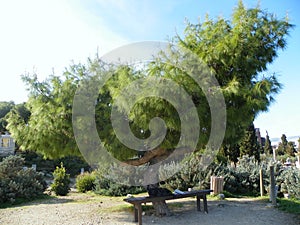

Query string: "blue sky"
[0, 0, 299, 143]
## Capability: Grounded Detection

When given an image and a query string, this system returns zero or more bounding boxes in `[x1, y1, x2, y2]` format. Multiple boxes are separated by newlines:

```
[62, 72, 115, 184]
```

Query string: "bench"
[124, 189, 212, 225]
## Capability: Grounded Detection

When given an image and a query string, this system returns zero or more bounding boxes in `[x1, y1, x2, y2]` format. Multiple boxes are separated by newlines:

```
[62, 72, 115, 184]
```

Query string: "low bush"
[0, 155, 47, 204]
[160, 154, 259, 194]
[159, 152, 215, 191]
[276, 166, 300, 199]
[213, 156, 263, 195]
[51, 163, 70, 196]
[161, 154, 300, 199]
[76, 172, 96, 193]
[94, 163, 145, 196]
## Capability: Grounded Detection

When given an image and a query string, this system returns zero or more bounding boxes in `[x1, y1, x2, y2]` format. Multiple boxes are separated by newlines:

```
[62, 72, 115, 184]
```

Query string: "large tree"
[7, 2, 292, 164]
[6, 2, 293, 215]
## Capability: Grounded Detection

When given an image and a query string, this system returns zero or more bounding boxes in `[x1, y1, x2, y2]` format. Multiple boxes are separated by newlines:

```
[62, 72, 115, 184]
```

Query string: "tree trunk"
[152, 201, 171, 216]
[147, 183, 172, 217]
[125, 147, 191, 216]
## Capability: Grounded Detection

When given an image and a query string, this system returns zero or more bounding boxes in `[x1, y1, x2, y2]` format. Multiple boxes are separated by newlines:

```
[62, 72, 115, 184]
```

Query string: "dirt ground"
[0, 191, 299, 225]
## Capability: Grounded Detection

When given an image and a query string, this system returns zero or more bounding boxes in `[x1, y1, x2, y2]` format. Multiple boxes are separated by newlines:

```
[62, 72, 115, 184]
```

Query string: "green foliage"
[95, 179, 145, 197]
[51, 163, 70, 196]
[94, 164, 145, 196]
[178, 1, 292, 148]
[0, 101, 15, 133]
[239, 124, 260, 161]
[277, 134, 288, 155]
[223, 144, 240, 165]
[159, 152, 214, 191]
[6, 65, 86, 158]
[264, 132, 273, 155]
[76, 172, 96, 193]
[214, 156, 263, 195]
[57, 156, 90, 177]
[161, 154, 262, 196]
[161, 154, 300, 199]
[0, 155, 47, 203]
[277, 135, 297, 156]
[19, 151, 90, 177]
[161, 154, 262, 195]
[276, 167, 300, 199]
[5, 2, 293, 164]
[286, 141, 296, 157]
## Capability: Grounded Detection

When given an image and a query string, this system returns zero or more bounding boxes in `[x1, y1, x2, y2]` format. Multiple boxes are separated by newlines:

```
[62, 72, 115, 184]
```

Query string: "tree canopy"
[6, 1, 293, 164]
[0, 101, 29, 134]
[0, 101, 15, 133]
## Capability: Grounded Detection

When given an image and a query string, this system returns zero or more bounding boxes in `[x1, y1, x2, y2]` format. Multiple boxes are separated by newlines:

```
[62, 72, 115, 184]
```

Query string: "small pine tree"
[264, 131, 273, 155]
[277, 134, 288, 155]
[51, 163, 70, 196]
[286, 141, 296, 157]
[239, 123, 260, 161]
[224, 144, 240, 166]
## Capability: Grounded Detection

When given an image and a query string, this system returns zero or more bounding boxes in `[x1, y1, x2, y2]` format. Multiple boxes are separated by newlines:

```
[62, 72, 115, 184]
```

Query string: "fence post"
[269, 165, 276, 205]
[259, 169, 264, 197]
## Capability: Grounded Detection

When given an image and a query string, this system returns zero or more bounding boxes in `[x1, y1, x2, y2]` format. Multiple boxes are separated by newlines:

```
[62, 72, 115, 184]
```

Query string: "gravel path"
[0, 192, 299, 225]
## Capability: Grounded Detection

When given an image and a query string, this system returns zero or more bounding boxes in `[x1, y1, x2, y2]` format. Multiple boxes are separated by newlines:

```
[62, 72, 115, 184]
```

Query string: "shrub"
[161, 154, 300, 199]
[94, 163, 145, 196]
[51, 163, 70, 196]
[276, 166, 300, 199]
[213, 155, 263, 195]
[0, 155, 47, 203]
[159, 152, 213, 191]
[76, 172, 96, 193]
[160, 154, 266, 196]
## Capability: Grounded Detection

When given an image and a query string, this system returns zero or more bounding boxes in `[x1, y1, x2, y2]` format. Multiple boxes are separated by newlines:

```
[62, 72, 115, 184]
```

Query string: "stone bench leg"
[197, 195, 209, 213]
[196, 196, 201, 211]
[134, 203, 143, 225]
[203, 195, 208, 213]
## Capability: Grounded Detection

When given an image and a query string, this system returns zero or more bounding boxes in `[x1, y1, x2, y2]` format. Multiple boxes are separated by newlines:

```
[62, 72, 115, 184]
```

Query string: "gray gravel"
[0, 194, 299, 225]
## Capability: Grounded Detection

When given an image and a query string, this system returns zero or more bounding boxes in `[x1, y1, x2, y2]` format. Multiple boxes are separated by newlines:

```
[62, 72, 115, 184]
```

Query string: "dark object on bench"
[124, 189, 212, 225]
[147, 185, 173, 197]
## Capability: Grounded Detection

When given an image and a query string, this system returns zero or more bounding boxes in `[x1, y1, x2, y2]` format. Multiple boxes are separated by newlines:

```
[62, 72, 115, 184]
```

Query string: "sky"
[0, 0, 299, 144]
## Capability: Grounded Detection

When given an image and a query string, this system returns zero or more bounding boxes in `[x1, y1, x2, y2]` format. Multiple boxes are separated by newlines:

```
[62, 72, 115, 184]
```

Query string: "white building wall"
[0, 134, 15, 156]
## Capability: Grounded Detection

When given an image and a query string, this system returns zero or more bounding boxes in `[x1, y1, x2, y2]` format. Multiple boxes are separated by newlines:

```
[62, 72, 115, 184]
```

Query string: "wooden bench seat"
[124, 189, 212, 225]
